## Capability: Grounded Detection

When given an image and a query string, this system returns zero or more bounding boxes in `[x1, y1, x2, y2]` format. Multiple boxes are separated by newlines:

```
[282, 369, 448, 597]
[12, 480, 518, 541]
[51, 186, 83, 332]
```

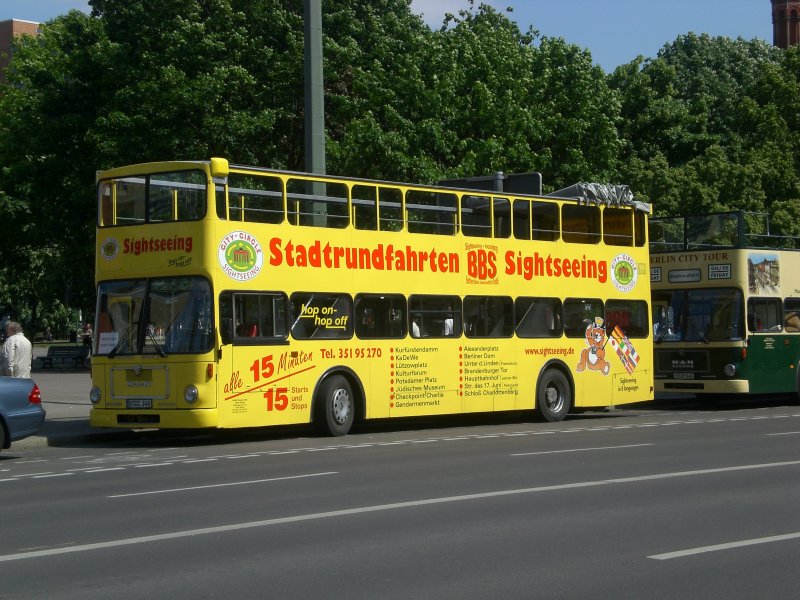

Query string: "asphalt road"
[2, 381, 800, 599]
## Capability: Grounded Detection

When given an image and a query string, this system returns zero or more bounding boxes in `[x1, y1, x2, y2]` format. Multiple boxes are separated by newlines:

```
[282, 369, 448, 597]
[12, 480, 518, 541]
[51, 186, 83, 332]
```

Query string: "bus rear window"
[98, 170, 207, 227]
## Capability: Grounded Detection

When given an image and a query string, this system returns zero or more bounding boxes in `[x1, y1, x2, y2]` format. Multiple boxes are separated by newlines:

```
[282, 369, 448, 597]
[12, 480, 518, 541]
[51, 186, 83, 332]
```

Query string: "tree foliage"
[1, 2, 799, 324]
[610, 34, 800, 221]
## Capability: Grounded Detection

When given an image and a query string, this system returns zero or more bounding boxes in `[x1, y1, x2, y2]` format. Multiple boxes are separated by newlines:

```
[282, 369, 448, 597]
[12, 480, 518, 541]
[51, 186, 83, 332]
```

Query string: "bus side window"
[290, 292, 353, 339]
[354, 294, 407, 339]
[563, 298, 604, 337]
[221, 291, 288, 344]
[562, 205, 600, 244]
[464, 296, 513, 338]
[605, 300, 649, 338]
[748, 297, 782, 333]
[784, 298, 800, 332]
[287, 179, 349, 229]
[406, 190, 457, 236]
[408, 295, 462, 338]
[227, 174, 284, 224]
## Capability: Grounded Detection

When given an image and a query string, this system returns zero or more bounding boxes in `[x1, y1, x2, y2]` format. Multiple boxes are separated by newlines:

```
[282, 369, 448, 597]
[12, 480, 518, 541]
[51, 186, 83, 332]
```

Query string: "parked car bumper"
[7, 404, 46, 442]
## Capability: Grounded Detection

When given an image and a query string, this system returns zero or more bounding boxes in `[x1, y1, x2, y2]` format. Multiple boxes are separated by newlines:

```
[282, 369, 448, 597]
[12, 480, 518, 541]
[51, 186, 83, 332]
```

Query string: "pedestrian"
[82, 323, 94, 355]
[1, 321, 32, 378]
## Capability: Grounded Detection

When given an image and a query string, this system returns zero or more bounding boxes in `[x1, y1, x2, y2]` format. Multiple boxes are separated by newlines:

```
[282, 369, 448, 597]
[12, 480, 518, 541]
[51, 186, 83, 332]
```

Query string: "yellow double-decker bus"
[89, 159, 654, 435]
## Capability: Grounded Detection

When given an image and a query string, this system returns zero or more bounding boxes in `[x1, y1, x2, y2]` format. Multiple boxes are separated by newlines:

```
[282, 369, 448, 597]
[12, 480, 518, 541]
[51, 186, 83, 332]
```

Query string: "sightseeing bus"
[89, 158, 654, 435]
[650, 211, 800, 397]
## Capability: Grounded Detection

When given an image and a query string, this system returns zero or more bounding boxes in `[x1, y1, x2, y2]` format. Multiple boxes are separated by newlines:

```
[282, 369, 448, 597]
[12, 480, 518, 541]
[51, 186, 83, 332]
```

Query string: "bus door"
[746, 297, 794, 394]
[218, 292, 292, 427]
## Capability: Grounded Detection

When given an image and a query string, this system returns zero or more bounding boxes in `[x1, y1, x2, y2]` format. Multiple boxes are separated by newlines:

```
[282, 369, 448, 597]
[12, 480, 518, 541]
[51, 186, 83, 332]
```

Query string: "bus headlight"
[90, 386, 102, 404]
[723, 363, 737, 377]
[184, 385, 199, 404]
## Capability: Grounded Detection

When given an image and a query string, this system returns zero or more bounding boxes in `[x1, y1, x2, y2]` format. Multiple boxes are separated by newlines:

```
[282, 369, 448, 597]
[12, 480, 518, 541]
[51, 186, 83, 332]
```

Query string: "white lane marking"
[107, 471, 339, 498]
[767, 431, 800, 436]
[32, 473, 74, 479]
[4, 459, 799, 563]
[8, 411, 800, 478]
[511, 443, 653, 456]
[649, 531, 800, 560]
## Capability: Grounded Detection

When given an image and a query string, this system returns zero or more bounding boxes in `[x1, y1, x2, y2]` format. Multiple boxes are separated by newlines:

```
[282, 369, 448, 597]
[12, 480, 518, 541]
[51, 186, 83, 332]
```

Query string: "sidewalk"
[12, 369, 97, 449]
[11, 346, 114, 449]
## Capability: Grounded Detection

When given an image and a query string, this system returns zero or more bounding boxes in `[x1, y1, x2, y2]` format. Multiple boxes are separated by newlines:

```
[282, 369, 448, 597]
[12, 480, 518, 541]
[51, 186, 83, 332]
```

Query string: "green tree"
[610, 33, 800, 223]
[0, 0, 637, 319]
[0, 11, 108, 332]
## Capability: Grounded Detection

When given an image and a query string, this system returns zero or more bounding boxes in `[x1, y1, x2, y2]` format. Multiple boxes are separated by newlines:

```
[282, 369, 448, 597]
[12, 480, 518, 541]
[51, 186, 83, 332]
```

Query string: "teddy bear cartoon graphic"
[576, 316, 610, 375]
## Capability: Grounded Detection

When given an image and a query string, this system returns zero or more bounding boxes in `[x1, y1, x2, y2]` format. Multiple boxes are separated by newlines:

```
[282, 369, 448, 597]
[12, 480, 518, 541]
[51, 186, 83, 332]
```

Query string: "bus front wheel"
[535, 369, 571, 422]
[315, 375, 354, 436]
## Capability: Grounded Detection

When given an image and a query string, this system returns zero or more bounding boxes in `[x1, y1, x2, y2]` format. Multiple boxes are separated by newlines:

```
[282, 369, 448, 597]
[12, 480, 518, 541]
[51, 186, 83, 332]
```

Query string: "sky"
[1, 0, 775, 72]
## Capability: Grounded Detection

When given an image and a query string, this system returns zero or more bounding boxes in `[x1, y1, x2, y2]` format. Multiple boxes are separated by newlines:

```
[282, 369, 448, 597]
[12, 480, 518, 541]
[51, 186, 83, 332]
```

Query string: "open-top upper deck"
[650, 211, 800, 253]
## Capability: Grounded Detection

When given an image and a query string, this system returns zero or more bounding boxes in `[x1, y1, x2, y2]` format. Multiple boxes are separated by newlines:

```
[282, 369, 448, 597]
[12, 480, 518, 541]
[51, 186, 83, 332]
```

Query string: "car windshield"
[95, 276, 213, 355]
[653, 287, 744, 342]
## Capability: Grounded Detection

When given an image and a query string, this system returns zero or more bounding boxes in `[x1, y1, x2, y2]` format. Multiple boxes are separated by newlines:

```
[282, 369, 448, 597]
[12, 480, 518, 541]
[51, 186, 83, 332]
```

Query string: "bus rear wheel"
[535, 369, 571, 422]
[315, 375, 354, 436]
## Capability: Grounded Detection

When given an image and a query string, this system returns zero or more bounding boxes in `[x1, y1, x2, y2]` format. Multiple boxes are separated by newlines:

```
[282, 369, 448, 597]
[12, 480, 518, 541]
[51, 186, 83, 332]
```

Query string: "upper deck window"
[98, 170, 207, 227]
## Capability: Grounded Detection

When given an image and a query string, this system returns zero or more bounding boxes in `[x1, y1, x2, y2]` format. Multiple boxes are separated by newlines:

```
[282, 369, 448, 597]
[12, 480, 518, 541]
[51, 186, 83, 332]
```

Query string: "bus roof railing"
[650, 211, 800, 251]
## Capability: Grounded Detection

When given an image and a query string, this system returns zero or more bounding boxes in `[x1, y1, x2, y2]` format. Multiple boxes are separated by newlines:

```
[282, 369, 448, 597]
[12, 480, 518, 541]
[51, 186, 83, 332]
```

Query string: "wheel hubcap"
[331, 388, 351, 425]
[545, 384, 563, 412]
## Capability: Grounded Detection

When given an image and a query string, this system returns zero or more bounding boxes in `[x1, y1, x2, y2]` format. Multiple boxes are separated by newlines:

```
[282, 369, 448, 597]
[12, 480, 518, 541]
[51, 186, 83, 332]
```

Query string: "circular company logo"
[611, 253, 638, 293]
[218, 232, 263, 281]
[100, 238, 119, 261]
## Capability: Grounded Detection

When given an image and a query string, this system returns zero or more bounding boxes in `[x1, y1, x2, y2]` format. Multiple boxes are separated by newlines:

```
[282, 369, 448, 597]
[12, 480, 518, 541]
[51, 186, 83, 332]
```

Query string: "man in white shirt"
[443, 305, 454, 336]
[1, 321, 32, 378]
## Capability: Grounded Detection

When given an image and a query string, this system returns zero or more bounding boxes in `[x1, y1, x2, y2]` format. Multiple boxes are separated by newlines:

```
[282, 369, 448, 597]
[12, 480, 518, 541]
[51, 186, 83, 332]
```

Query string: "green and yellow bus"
[89, 159, 654, 435]
[650, 211, 800, 396]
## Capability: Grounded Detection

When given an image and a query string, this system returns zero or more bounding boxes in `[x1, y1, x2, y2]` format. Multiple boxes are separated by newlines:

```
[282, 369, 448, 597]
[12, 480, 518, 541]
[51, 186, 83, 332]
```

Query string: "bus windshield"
[95, 276, 213, 356]
[653, 288, 744, 342]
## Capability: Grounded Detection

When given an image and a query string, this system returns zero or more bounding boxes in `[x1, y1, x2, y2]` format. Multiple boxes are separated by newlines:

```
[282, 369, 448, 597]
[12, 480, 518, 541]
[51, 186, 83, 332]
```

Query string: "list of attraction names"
[460, 345, 519, 399]
[388, 344, 519, 408]
[389, 346, 444, 407]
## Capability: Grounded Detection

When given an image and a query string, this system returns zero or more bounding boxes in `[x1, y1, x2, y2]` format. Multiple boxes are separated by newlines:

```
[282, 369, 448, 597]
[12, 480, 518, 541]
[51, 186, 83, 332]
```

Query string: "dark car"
[0, 376, 46, 450]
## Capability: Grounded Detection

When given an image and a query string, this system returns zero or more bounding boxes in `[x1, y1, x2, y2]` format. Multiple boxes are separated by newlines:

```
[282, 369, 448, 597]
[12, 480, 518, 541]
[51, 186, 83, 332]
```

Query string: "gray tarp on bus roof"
[547, 182, 651, 213]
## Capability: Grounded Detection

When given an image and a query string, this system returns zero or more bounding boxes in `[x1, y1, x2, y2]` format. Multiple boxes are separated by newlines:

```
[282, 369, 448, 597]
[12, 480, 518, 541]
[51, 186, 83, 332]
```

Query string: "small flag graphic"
[608, 326, 640, 374]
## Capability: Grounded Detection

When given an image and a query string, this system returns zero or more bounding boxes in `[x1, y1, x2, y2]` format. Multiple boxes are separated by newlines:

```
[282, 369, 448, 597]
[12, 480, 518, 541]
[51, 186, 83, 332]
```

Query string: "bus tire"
[315, 375, 354, 436]
[534, 369, 571, 422]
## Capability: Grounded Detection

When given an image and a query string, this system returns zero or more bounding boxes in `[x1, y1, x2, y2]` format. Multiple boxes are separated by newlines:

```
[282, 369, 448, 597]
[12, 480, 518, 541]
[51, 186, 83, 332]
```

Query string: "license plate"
[126, 398, 153, 409]
[673, 372, 695, 380]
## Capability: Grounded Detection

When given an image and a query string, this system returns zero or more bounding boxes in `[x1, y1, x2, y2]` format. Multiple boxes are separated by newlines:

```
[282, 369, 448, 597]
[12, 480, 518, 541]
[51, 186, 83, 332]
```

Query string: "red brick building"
[772, 0, 800, 48]
[0, 19, 40, 83]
